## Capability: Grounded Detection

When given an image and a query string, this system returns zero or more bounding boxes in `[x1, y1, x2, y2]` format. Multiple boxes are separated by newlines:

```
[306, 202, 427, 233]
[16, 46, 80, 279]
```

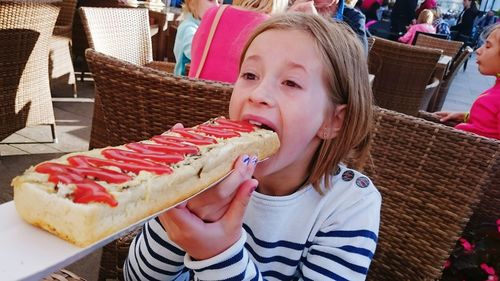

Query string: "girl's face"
[229, 29, 335, 195]
[476, 29, 500, 76]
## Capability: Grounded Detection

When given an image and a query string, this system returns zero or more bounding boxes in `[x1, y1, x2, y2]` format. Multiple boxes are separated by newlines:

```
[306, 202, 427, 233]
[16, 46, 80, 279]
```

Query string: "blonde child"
[125, 13, 381, 280]
[173, 0, 218, 76]
[398, 9, 436, 44]
[434, 24, 500, 140]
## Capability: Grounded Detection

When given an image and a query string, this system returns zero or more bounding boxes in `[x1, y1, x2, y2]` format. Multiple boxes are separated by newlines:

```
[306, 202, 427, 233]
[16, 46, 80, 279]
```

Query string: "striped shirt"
[124, 165, 381, 280]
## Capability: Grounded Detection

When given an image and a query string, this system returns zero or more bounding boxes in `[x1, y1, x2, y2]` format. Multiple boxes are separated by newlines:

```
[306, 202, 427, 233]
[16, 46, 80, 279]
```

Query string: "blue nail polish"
[242, 155, 250, 165]
[251, 156, 258, 165]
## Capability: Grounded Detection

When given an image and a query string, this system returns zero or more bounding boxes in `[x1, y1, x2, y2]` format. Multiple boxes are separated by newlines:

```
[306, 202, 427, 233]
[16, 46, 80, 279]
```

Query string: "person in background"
[398, 8, 435, 44]
[290, 0, 368, 53]
[476, 10, 498, 29]
[124, 13, 381, 280]
[187, 0, 288, 83]
[415, 0, 436, 18]
[432, 7, 451, 38]
[173, 0, 218, 75]
[343, 0, 369, 54]
[450, 0, 479, 40]
[390, 0, 418, 36]
[361, 0, 381, 21]
[434, 24, 500, 140]
[474, 10, 498, 45]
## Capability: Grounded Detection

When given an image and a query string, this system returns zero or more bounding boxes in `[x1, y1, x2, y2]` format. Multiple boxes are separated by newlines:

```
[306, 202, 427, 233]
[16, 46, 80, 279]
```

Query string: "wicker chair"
[365, 107, 500, 280]
[415, 34, 464, 58]
[50, 0, 78, 97]
[86, 48, 232, 280]
[79, 6, 175, 149]
[0, 1, 58, 142]
[368, 36, 442, 116]
[418, 110, 500, 232]
[42, 269, 87, 281]
[427, 47, 473, 112]
[367, 36, 375, 51]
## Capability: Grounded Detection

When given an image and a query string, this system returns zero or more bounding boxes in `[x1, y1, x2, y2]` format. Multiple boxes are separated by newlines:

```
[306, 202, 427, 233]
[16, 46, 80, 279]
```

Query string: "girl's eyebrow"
[243, 55, 261, 62]
[286, 62, 309, 74]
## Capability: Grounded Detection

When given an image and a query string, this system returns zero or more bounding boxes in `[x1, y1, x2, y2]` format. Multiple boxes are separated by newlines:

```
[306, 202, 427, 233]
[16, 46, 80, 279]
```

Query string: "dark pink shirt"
[456, 77, 500, 140]
[188, 6, 269, 83]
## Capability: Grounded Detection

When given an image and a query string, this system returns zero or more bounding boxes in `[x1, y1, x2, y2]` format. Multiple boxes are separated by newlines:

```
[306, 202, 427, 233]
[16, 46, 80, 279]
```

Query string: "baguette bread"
[12, 118, 280, 247]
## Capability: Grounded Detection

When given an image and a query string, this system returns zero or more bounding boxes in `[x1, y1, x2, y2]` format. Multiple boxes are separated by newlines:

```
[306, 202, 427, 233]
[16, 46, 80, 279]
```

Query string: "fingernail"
[249, 185, 257, 196]
[251, 155, 258, 165]
[242, 155, 250, 165]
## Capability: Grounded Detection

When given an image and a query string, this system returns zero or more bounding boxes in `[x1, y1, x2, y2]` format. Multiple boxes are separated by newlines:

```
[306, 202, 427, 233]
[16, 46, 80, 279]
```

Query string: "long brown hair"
[239, 13, 374, 193]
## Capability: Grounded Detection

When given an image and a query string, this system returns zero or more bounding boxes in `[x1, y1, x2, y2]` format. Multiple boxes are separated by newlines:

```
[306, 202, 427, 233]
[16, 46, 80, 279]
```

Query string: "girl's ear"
[317, 104, 347, 140]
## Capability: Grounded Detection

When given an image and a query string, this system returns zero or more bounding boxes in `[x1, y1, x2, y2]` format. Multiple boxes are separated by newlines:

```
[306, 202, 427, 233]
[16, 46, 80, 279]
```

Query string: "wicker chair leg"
[50, 124, 58, 143]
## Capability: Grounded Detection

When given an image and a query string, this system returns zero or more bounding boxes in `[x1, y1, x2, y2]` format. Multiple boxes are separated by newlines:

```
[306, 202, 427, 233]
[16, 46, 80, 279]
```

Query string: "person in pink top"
[434, 24, 500, 140]
[398, 9, 436, 44]
[415, 0, 436, 18]
[188, 0, 288, 83]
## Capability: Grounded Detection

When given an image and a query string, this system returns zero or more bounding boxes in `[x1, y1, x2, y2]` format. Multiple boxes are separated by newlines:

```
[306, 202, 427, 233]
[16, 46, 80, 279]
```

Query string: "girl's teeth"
[249, 120, 262, 126]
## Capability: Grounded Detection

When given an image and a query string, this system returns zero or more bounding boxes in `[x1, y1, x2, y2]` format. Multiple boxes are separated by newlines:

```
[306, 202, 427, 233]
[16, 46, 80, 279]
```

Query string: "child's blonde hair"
[181, 0, 201, 19]
[239, 13, 374, 192]
[481, 23, 500, 48]
[417, 9, 434, 24]
[232, 0, 288, 14]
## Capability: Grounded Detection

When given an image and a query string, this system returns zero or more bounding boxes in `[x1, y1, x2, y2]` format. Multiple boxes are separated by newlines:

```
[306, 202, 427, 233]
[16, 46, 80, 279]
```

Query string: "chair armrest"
[145, 61, 175, 74]
[420, 77, 440, 111]
[417, 110, 460, 127]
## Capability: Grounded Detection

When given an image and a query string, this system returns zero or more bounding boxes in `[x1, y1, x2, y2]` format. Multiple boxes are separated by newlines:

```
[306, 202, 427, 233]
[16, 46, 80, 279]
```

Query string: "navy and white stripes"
[124, 165, 381, 280]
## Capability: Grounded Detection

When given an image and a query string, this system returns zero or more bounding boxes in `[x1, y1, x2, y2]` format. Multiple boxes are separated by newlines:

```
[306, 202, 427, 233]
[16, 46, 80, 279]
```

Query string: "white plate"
[0, 170, 235, 281]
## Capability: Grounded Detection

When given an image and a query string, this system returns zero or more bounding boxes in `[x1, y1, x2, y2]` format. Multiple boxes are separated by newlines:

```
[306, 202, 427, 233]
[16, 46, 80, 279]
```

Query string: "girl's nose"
[248, 80, 274, 106]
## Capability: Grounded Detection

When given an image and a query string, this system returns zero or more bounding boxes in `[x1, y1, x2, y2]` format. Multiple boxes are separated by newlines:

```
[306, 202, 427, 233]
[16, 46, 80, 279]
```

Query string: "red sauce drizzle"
[34, 118, 255, 207]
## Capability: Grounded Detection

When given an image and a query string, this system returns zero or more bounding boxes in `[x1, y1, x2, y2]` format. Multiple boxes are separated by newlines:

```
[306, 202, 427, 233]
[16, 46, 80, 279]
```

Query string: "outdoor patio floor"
[0, 53, 495, 280]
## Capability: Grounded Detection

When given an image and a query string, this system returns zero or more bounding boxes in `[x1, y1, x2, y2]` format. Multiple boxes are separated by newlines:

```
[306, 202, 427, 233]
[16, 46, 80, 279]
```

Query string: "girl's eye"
[242, 72, 257, 80]
[282, 80, 302, 89]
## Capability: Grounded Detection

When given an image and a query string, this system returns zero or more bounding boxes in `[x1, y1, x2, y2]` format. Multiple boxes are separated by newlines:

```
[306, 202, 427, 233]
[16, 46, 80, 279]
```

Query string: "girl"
[398, 9, 436, 44]
[173, 0, 219, 76]
[187, 0, 288, 83]
[434, 24, 500, 140]
[125, 13, 381, 280]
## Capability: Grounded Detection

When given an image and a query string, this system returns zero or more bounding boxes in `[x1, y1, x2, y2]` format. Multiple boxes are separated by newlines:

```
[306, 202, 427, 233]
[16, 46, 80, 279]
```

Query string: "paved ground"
[0, 53, 494, 280]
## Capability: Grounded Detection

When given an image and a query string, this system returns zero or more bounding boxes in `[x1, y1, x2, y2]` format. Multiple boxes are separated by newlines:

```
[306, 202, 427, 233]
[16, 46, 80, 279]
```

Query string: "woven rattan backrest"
[54, 0, 77, 27]
[85, 49, 232, 146]
[365, 107, 500, 280]
[79, 7, 152, 66]
[415, 34, 464, 58]
[428, 47, 473, 112]
[0, 2, 58, 140]
[368, 36, 442, 116]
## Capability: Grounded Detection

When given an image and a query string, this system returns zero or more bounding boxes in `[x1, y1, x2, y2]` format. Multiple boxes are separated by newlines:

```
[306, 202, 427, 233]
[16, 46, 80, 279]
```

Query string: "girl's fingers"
[186, 154, 258, 214]
[222, 178, 258, 226]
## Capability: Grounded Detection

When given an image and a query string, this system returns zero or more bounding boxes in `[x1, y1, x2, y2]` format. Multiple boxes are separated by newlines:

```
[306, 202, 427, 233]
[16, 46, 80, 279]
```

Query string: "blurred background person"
[415, 0, 436, 18]
[398, 8, 435, 44]
[390, 0, 418, 37]
[432, 7, 451, 38]
[173, 0, 219, 76]
[450, 0, 479, 41]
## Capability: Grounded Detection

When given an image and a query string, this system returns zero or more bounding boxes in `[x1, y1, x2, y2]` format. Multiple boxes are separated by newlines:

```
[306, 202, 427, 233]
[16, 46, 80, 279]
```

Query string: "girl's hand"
[159, 178, 258, 260]
[434, 111, 466, 122]
[186, 154, 258, 222]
